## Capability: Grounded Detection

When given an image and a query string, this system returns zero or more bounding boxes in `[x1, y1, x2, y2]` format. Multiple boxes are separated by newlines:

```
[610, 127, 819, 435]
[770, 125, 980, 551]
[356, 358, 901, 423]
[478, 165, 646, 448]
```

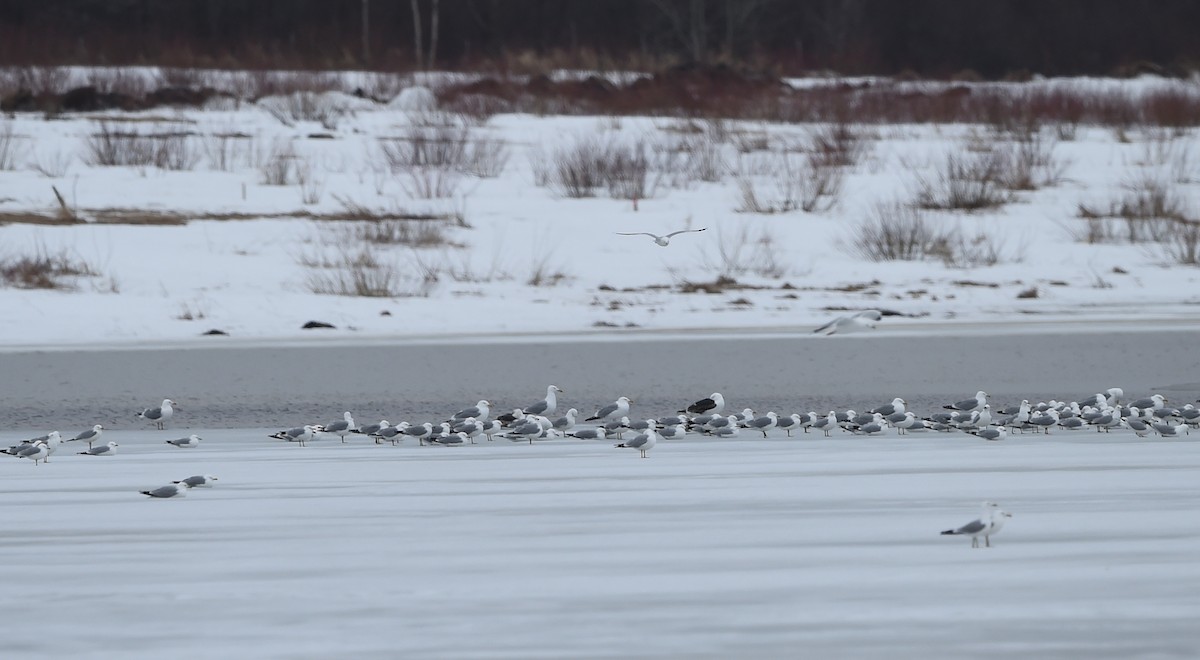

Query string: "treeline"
[1, 0, 1198, 78]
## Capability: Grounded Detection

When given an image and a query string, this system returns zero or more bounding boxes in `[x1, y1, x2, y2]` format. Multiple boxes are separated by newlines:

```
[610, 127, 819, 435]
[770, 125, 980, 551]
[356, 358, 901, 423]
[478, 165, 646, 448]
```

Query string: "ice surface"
[4, 428, 1200, 658]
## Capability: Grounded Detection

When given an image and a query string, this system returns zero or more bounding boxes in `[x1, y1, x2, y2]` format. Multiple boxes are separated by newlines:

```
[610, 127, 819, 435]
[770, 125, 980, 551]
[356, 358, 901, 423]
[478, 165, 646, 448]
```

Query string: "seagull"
[524, 386, 563, 417]
[141, 483, 189, 498]
[566, 427, 608, 440]
[451, 400, 491, 423]
[743, 411, 779, 438]
[657, 424, 687, 439]
[452, 417, 484, 443]
[550, 408, 579, 435]
[165, 434, 201, 448]
[944, 391, 988, 413]
[174, 475, 218, 488]
[78, 441, 119, 456]
[971, 426, 1007, 441]
[775, 413, 804, 437]
[615, 227, 706, 247]
[614, 428, 659, 458]
[401, 422, 435, 445]
[679, 392, 725, 415]
[68, 424, 104, 449]
[812, 310, 883, 335]
[505, 420, 545, 444]
[586, 396, 632, 422]
[941, 502, 1012, 548]
[372, 422, 409, 445]
[271, 425, 316, 446]
[136, 399, 176, 430]
[353, 420, 390, 437]
[319, 412, 356, 443]
[16, 443, 50, 465]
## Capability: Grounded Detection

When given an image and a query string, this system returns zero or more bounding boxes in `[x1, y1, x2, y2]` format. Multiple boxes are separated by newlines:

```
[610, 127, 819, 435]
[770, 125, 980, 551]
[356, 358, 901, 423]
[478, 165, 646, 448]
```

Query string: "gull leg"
[985, 535, 991, 548]
[971, 537, 979, 548]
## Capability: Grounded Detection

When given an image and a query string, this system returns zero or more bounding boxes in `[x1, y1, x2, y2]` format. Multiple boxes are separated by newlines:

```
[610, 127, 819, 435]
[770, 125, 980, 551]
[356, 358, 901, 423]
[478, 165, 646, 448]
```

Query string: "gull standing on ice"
[319, 412, 356, 443]
[587, 396, 632, 422]
[614, 428, 659, 458]
[17, 443, 50, 465]
[68, 424, 104, 449]
[941, 502, 1013, 548]
[812, 310, 883, 335]
[271, 425, 316, 446]
[137, 399, 176, 430]
[451, 400, 491, 423]
[79, 441, 119, 456]
[166, 434, 201, 448]
[524, 386, 563, 417]
[615, 227, 706, 246]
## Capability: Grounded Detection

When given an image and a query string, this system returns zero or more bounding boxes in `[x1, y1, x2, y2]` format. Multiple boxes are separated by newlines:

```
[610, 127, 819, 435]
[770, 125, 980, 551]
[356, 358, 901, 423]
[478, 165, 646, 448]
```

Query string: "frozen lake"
[4, 327, 1199, 657]
[4, 427, 1200, 658]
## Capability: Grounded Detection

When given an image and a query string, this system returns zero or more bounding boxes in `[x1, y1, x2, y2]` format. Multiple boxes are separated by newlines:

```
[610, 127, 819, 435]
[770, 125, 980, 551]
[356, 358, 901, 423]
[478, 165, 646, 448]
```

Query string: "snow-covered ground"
[2, 72, 1199, 347]
[4, 427, 1200, 658]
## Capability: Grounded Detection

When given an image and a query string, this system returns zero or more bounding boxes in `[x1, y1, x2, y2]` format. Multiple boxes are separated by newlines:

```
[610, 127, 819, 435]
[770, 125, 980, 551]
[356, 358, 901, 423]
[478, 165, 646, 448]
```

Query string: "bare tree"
[410, 0, 440, 69]
[410, 0, 424, 67]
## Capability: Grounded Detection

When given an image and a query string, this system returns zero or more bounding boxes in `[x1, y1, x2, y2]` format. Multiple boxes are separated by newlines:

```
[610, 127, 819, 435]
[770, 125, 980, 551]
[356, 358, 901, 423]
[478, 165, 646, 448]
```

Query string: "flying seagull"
[615, 227, 707, 247]
[812, 310, 883, 335]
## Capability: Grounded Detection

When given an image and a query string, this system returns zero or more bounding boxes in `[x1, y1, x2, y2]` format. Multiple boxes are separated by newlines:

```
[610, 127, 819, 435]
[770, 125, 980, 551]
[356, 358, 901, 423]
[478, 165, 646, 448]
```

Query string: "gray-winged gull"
[524, 385, 563, 417]
[586, 396, 632, 422]
[166, 434, 201, 448]
[944, 391, 988, 412]
[68, 424, 104, 449]
[451, 400, 492, 423]
[319, 412, 356, 442]
[271, 425, 316, 446]
[174, 474, 218, 488]
[614, 428, 658, 457]
[941, 502, 1012, 548]
[17, 443, 50, 465]
[743, 411, 779, 438]
[615, 227, 706, 247]
[137, 399, 176, 430]
[141, 483, 189, 498]
[78, 441, 119, 456]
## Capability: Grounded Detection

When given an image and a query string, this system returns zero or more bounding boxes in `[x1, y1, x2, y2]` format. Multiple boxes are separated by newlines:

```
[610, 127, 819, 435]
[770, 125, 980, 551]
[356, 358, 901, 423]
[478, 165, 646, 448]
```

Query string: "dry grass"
[0, 244, 98, 290]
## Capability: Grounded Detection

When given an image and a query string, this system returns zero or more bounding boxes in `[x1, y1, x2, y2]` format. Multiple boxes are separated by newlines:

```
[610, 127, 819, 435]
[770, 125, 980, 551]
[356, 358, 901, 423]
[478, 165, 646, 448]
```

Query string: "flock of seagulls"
[2, 398, 215, 498]
[253, 386, 1196, 467]
[6, 386, 1196, 539]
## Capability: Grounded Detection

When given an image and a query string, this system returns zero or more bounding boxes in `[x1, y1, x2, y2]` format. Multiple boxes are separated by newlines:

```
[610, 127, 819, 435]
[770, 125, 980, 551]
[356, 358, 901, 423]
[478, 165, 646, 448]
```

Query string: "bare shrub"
[548, 134, 615, 198]
[846, 201, 939, 261]
[296, 160, 324, 205]
[379, 124, 469, 171]
[808, 122, 867, 169]
[461, 138, 510, 178]
[1002, 132, 1069, 190]
[526, 254, 570, 287]
[202, 132, 253, 172]
[701, 224, 787, 278]
[0, 120, 27, 170]
[259, 91, 345, 129]
[16, 65, 70, 95]
[260, 140, 298, 185]
[402, 166, 463, 199]
[352, 219, 447, 247]
[83, 121, 198, 170]
[0, 244, 98, 290]
[304, 247, 408, 297]
[735, 152, 843, 214]
[1158, 218, 1200, 265]
[86, 67, 152, 98]
[932, 228, 1010, 268]
[912, 150, 1011, 212]
[1077, 174, 1185, 243]
[29, 147, 73, 178]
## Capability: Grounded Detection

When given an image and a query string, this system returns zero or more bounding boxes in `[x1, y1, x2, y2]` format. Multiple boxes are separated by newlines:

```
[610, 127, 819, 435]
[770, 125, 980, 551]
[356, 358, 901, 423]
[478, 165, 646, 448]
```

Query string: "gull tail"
[613, 442, 627, 448]
[940, 529, 958, 535]
[140, 490, 153, 496]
